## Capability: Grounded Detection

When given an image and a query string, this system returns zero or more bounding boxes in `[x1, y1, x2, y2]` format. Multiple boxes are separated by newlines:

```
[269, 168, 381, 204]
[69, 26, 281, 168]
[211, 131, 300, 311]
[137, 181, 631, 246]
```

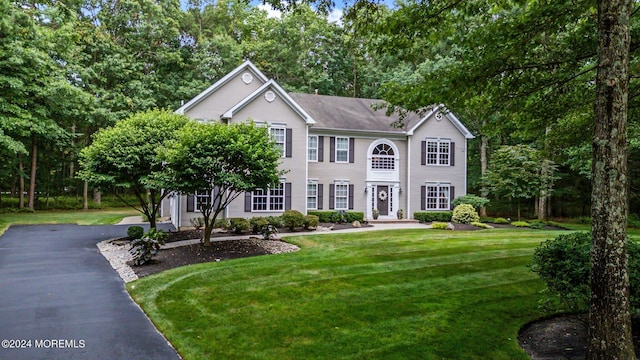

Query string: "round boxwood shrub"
[492, 217, 510, 224]
[451, 204, 480, 224]
[303, 215, 319, 230]
[127, 225, 144, 240]
[531, 232, 640, 313]
[250, 217, 269, 234]
[282, 210, 305, 231]
[214, 218, 231, 230]
[431, 222, 450, 230]
[451, 194, 490, 211]
[229, 218, 250, 234]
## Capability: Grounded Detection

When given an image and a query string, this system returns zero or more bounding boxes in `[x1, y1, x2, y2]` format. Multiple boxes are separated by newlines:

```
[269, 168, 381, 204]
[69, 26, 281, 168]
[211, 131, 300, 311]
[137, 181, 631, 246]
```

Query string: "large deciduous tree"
[162, 121, 283, 246]
[79, 110, 189, 229]
[587, 0, 634, 358]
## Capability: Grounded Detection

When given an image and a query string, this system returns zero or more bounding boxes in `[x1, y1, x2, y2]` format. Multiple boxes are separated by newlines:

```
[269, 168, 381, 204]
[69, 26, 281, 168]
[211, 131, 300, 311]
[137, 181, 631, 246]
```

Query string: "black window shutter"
[329, 184, 335, 209]
[421, 141, 426, 165]
[330, 137, 335, 162]
[348, 184, 354, 209]
[450, 186, 455, 210]
[285, 182, 292, 210]
[317, 184, 323, 210]
[244, 191, 252, 212]
[187, 194, 195, 212]
[286, 129, 293, 158]
[421, 186, 426, 210]
[349, 138, 355, 163]
[318, 136, 324, 162]
[450, 142, 455, 166]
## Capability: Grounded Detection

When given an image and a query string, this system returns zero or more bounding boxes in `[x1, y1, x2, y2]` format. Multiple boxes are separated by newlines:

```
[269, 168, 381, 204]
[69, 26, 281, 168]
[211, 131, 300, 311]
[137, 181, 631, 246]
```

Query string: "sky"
[255, 2, 344, 24]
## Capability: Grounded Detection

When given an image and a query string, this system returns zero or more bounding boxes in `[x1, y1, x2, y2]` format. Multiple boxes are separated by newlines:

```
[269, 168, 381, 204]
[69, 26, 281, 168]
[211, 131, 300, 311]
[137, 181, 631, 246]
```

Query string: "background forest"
[1, 0, 638, 220]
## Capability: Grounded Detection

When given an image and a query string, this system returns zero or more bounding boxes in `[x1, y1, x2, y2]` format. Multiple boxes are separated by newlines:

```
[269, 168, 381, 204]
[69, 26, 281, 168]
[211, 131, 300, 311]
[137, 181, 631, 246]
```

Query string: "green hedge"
[414, 211, 452, 223]
[307, 211, 364, 223]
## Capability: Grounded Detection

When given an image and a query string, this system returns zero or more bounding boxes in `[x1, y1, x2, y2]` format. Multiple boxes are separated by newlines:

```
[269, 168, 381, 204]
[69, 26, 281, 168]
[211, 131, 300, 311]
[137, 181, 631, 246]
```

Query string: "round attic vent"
[242, 72, 253, 84]
[265, 91, 276, 103]
[435, 112, 443, 121]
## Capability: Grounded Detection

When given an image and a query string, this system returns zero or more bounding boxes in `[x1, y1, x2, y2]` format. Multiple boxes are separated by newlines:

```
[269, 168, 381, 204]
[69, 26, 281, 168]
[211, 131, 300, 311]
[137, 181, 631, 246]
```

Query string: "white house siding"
[409, 111, 469, 217]
[180, 70, 265, 121]
[224, 90, 309, 218]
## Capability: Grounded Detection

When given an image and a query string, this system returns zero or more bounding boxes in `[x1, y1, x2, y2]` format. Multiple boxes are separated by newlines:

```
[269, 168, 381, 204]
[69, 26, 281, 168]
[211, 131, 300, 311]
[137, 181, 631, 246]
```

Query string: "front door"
[377, 186, 389, 216]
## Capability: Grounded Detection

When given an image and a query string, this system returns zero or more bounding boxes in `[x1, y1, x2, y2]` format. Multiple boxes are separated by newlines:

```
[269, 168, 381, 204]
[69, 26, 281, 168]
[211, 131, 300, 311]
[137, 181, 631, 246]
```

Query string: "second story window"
[270, 127, 286, 157]
[336, 137, 349, 163]
[425, 139, 451, 166]
[308, 135, 318, 161]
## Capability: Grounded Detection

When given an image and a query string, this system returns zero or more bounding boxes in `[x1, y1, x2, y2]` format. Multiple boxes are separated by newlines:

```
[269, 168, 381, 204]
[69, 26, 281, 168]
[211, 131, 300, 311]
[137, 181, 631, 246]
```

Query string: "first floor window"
[195, 190, 212, 211]
[307, 183, 318, 209]
[335, 183, 349, 210]
[252, 182, 284, 211]
[426, 183, 450, 210]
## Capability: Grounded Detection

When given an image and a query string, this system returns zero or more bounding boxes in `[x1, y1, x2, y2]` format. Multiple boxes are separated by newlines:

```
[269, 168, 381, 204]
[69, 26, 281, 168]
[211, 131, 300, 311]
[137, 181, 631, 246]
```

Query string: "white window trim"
[335, 136, 349, 163]
[308, 135, 318, 162]
[334, 183, 349, 210]
[194, 190, 212, 212]
[252, 181, 285, 212]
[426, 138, 451, 166]
[307, 183, 318, 210]
[270, 126, 286, 158]
[425, 182, 451, 210]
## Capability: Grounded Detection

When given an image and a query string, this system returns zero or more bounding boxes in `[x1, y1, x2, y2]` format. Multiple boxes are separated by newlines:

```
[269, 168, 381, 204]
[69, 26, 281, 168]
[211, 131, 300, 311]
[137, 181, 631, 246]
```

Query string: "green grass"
[0, 208, 138, 236]
[128, 228, 569, 359]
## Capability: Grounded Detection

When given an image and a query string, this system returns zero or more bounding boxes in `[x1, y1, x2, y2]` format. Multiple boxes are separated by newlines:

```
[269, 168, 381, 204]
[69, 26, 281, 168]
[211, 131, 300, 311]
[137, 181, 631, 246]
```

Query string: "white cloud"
[257, 3, 282, 19]
[327, 8, 343, 25]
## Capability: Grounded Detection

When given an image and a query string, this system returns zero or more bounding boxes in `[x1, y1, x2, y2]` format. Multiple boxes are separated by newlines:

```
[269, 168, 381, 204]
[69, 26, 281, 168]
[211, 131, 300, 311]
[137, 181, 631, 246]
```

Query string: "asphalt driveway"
[0, 224, 180, 360]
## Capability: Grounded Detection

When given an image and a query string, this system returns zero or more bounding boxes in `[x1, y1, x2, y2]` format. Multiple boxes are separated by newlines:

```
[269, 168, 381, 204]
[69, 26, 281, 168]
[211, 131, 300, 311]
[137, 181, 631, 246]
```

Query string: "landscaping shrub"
[260, 224, 279, 240]
[127, 225, 144, 240]
[431, 222, 450, 230]
[282, 210, 305, 231]
[307, 211, 364, 223]
[492, 217, 510, 224]
[266, 216, 283, 228]
[250, 217, 269, 234]
[303, 215, 319, 230]
[531, 232, 640, 314]
[414, 211, 452, 223]
[130, 229, 166, 266]
[214, 218, 231, 230]
[331, 210, 348, 224]
[229, 218, 250, 234]
[451, 194, 490, 211]
[190, 217, 205, 230]
[511, 221, 530, 227]
[528, 220, 546, 230]
[452, 204, 480, 224]
[471, 222, 491, 229]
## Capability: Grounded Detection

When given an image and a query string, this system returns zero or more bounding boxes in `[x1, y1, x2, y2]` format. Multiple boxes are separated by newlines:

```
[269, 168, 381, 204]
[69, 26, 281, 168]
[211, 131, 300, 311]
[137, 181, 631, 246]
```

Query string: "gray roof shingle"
[289, 93, 422, 133]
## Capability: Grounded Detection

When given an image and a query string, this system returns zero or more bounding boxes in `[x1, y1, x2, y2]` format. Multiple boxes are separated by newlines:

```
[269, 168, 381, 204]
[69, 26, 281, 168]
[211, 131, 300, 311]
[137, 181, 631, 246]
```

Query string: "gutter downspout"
[407, 136, 411, 219]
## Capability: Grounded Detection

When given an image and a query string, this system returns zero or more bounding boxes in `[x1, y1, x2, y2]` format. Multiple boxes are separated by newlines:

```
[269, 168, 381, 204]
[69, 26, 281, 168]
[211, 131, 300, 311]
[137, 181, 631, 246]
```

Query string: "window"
[336, 137, 349, 163]
[371, 143, 395, 170]
[426, 139, 450, 165]
[270, 127, 286, 157]
[335, 184, 349, 210]
[308, 136, 318, 161]
[425, 184, 450, 210]
[307, 183, 318, 209]
[194, 190, 212, 211]
[252, 182, 284, 211]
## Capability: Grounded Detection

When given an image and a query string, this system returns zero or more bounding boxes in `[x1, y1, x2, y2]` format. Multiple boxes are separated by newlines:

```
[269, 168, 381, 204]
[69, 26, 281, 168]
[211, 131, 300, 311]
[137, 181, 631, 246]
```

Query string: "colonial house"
[162, 60, 474, 229]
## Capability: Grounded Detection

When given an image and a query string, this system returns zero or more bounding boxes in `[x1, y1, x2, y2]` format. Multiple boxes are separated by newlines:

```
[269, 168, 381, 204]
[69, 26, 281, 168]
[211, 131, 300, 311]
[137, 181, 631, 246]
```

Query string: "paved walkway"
[0, 224, 180, 360]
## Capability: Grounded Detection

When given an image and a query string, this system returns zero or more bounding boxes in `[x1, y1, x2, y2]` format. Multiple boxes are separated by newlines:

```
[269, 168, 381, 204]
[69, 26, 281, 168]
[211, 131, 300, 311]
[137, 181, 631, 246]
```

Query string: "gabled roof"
[223, 81, 316, 124]
[175, 60, 269, 114]
[289, 93, 421, 133]
[407, 105, 475, 139]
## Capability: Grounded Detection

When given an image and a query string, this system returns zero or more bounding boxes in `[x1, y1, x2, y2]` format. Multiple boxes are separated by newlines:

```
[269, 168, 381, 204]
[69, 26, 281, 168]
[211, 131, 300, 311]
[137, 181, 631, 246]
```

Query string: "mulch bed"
[518, 314, 640, 359]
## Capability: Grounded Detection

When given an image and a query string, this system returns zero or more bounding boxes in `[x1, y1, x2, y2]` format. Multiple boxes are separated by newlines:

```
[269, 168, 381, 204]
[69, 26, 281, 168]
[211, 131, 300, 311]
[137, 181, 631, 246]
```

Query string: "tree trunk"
[28, 136, 37, 211]
[479, 131, 489, 217]
[18, 154, 24, 209]
[587, 0, 635, 359]
[83, 180, 88, 210]
[93, 188, 101, 205]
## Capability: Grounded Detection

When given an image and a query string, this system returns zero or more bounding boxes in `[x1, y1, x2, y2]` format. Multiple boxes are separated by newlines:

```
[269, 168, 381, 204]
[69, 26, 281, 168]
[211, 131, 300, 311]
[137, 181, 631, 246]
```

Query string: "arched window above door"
[371, 143, 395, 170]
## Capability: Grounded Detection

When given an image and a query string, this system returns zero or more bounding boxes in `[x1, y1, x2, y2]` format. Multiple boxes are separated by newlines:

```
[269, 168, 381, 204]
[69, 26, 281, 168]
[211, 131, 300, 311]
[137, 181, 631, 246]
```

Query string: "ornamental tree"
[79, 109, 190, 229]
[161, 121, 283, 246]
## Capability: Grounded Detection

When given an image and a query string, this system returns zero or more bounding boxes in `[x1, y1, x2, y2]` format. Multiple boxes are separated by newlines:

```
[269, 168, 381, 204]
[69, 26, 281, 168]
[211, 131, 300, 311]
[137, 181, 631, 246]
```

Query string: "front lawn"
[128, 228, 567, 359]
